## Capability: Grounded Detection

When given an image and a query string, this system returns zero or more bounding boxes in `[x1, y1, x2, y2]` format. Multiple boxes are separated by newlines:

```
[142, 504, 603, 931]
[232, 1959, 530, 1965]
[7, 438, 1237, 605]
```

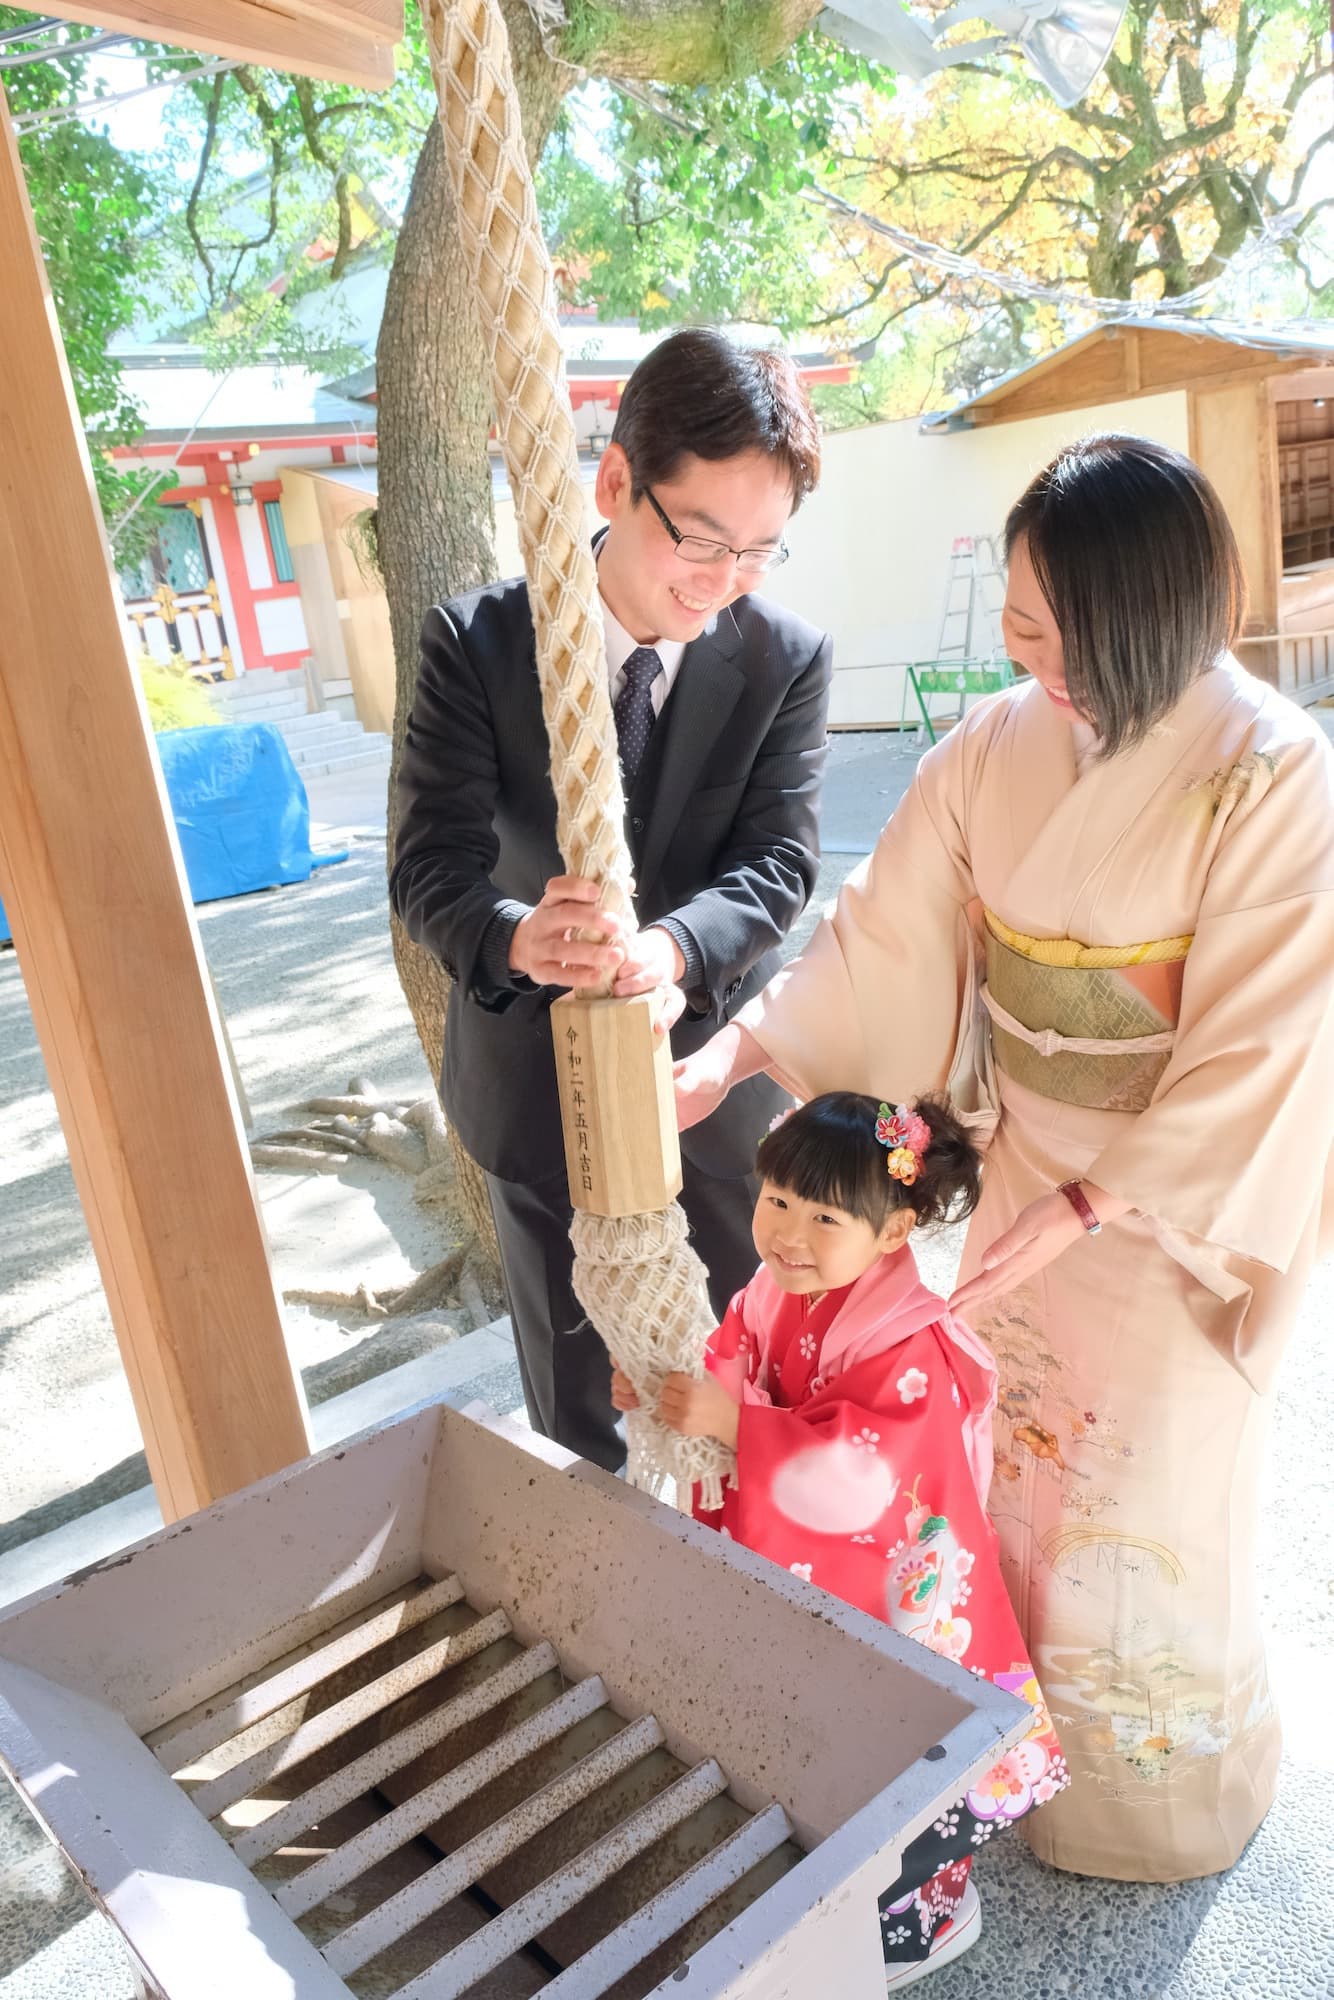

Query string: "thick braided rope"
[424, 0, 734, 1505]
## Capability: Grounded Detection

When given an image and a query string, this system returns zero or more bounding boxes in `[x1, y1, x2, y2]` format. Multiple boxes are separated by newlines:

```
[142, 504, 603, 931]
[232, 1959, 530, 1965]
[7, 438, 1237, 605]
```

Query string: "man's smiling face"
[594, 444, 794, 646]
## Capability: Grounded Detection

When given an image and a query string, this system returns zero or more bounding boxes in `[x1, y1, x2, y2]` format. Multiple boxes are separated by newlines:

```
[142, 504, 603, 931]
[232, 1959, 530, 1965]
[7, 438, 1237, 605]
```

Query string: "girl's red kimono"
[694, 1245, 1068, 1965]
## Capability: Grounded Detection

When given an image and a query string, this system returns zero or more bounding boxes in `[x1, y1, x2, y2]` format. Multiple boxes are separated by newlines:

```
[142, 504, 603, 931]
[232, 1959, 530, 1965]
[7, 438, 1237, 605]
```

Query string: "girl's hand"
[610, 1366, 640, 1413]
[658, 1371, 740, 1450]
[948, 1182, 1128, 1317]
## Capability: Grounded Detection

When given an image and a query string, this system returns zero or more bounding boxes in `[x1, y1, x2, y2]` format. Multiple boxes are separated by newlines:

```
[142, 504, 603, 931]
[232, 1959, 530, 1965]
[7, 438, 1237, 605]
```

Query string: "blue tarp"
[1, 722, 345, 944]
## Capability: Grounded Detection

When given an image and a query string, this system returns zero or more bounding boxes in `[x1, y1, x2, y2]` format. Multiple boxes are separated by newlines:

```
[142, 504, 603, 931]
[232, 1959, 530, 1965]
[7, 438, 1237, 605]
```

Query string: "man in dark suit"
[390, 329, 831, 1472]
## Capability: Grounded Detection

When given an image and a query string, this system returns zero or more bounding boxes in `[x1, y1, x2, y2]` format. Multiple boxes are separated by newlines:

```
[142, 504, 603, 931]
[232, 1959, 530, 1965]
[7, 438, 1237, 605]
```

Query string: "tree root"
[253, 1078, 503, 1326]
[283, 1246, 471, 1323]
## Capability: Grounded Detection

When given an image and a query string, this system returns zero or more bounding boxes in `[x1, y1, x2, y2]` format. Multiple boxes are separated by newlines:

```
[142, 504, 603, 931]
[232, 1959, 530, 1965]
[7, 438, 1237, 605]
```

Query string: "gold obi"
[982, 911, 1192, 1112]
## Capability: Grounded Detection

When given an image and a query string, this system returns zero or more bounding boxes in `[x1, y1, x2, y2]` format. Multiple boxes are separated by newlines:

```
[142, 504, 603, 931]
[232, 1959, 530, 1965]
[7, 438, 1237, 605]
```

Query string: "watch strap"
[1056, 1179, 1103, 1235]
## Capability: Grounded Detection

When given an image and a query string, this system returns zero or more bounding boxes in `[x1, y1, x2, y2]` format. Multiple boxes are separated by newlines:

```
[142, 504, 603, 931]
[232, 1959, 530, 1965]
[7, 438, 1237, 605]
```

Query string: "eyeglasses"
[643, 487, 789, 574]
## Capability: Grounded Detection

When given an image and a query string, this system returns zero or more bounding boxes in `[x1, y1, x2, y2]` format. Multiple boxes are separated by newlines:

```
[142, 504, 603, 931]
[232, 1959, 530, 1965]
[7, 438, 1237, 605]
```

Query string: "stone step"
[298, 745, 392, 779]
[215, 706, 311, 734]
[225, 667, 284, 692]
[286, 723, 387, 762]
[276, 714, 360, 749]
[301, 732, 391, 761]
[214, 689, 309, 720]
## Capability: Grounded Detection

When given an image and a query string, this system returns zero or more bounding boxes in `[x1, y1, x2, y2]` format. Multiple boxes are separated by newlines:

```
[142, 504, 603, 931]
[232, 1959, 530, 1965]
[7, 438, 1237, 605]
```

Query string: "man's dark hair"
[611, 328, 821, 507]
[756, 1092, 981, 1232]
[1005, 433, 1246, 756]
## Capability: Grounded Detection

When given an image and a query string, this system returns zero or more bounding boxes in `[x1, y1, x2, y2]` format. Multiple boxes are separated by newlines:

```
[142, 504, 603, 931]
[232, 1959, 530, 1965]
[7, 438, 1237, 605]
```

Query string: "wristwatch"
[1056, 1179, 1102, 1235]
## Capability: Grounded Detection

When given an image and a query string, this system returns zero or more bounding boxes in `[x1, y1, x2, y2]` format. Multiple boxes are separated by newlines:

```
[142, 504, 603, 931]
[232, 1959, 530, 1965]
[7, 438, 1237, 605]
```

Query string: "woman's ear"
[880, 1205, 916, 1254]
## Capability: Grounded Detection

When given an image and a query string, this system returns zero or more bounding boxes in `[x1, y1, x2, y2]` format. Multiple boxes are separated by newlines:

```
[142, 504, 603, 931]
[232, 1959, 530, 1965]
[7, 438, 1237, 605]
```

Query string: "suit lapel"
[634, 608, 746, 894]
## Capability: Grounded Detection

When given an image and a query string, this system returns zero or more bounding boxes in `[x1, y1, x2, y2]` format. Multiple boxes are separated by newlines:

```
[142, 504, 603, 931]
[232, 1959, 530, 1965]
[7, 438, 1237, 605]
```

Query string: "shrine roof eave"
[112, 424, 376, 458]
[921, 316, 1334, 434]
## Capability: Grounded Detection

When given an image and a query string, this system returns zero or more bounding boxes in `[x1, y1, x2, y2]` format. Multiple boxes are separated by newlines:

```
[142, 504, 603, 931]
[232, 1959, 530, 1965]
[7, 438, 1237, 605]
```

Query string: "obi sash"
[981, 911, 1192, 1113]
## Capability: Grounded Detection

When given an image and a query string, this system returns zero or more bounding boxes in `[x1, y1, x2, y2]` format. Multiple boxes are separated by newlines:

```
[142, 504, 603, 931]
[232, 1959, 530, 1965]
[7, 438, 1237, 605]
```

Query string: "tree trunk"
[377, 4, 572, 1265]
[556, 0, 822, 82]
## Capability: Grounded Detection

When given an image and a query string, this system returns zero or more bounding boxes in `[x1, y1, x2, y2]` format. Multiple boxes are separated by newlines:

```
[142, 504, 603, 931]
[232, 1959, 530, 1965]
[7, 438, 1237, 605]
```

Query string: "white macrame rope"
[423, 0, 734, 1506]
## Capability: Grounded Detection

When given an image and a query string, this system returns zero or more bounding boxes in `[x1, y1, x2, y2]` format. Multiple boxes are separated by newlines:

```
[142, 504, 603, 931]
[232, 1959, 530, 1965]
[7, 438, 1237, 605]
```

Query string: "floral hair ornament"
[876, 1101, 931, 1186]
[766, 1105, 796, 1135]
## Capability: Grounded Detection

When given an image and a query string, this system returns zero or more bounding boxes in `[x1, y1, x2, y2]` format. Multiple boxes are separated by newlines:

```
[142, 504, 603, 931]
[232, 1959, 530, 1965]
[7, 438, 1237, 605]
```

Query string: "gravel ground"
[1, 734, 1331, 1996]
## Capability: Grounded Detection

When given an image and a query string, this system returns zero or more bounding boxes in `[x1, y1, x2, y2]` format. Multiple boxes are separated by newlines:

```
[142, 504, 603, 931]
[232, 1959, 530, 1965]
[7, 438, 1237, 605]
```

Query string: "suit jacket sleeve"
[658, 631, 831, 1014]
[389, 604, 531, 1010]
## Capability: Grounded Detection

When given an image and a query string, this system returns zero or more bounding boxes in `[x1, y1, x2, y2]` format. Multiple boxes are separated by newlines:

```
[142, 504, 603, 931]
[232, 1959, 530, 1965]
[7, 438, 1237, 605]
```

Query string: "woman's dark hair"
[756, 1091, 981, 1232]
[1004, 433, 1245, 755]
[611, 328, 821, 508]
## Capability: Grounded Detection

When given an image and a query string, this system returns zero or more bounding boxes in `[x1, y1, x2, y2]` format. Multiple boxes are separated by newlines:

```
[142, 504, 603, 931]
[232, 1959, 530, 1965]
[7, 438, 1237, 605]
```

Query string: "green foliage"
[1, 10, 163, 538]
[3, 9, 432, 550]
[539, 31, 893, 334]
[136, 654, 220, 731]
[343, 507, 383, 588]
[146, 34, 435, 365]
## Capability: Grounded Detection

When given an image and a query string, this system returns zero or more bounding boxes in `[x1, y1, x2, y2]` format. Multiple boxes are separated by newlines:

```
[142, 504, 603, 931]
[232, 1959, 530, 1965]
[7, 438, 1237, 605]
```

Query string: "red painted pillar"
[200, 452, 265, 676]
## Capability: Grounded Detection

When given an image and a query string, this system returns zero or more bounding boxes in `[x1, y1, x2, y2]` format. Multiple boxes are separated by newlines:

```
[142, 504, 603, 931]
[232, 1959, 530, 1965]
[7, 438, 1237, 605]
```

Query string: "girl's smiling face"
[752, 1181, 913, 1296]
[1002, 533, 1082, 720]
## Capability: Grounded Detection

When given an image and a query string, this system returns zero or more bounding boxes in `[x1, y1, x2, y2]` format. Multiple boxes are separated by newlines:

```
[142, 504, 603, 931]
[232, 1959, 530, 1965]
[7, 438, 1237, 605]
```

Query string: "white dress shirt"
[600, 592, 686, 716]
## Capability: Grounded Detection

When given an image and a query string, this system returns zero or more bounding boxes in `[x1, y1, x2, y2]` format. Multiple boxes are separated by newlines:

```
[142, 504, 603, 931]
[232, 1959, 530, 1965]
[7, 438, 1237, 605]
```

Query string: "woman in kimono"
[614, 1091, 1067, 1985]
[673, 434, 1334, 1884]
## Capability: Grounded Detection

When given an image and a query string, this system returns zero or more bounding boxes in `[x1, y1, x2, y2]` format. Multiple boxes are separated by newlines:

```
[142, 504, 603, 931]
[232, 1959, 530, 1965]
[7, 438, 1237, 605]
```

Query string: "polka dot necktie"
[613, 645, 663, 786]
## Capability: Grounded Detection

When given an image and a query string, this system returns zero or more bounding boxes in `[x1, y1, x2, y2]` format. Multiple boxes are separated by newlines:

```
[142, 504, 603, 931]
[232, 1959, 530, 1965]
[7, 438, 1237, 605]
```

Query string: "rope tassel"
[423, 0, 735, 1506]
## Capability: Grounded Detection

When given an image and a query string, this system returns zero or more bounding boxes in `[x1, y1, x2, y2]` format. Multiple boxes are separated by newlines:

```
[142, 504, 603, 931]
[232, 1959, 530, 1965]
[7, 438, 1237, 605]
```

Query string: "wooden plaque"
[551, 992, 683, 1217]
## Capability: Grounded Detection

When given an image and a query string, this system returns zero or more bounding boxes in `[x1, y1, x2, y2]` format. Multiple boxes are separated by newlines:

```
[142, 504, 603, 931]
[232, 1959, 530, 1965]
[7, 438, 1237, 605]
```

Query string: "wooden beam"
[0, 88, 309, 1520]
[1270, 366, 1334, 404]
[1123, 328, 1141, 397]
[41, 3, 400, 88]
[1189, 379, 1281, 671]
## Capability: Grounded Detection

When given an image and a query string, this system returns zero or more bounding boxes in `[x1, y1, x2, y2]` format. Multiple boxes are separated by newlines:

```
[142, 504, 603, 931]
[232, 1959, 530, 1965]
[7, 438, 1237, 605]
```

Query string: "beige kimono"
[743, 659, 1334, 1882]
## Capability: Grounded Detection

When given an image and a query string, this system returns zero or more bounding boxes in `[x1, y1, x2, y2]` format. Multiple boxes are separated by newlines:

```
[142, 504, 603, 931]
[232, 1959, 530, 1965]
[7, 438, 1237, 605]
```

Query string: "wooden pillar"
[0, 88, 309, 1520]
[1189, 378, 1282, 686]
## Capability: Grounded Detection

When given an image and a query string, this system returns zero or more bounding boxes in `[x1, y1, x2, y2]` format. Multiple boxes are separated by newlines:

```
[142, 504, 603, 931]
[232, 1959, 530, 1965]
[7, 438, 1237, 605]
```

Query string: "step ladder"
[936, 534, 1006, 663]
[902, 535, 1013, 744]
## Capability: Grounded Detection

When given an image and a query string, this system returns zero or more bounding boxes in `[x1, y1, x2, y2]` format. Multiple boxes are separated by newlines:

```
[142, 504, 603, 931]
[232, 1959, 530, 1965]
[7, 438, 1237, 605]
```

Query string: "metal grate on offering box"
[0, 1402, 1029, 1999]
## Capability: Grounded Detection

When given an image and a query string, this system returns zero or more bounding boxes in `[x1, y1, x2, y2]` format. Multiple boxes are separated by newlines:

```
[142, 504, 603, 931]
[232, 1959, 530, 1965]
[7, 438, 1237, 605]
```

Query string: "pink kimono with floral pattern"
[694, 1246, 1066, 1965]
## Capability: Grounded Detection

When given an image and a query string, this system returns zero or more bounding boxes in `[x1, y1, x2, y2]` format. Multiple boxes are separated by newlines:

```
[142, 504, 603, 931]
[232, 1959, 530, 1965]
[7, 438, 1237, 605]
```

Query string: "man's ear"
[594, 441, 633, 521]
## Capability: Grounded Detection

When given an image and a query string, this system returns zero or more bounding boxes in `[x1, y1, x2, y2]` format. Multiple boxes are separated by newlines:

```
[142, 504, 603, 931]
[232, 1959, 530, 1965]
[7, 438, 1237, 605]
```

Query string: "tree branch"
[183, 70, 223, 295]
[293, 74, 354, 280]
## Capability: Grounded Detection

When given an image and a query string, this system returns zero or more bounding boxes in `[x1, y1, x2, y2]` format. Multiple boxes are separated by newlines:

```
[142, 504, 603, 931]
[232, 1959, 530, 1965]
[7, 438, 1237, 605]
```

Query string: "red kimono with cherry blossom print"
[693, 1245, 1068, 1968]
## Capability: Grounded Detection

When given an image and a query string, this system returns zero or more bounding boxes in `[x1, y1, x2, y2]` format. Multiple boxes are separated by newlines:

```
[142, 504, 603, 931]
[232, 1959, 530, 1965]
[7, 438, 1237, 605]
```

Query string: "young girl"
[614, 1092, 1068, 1988]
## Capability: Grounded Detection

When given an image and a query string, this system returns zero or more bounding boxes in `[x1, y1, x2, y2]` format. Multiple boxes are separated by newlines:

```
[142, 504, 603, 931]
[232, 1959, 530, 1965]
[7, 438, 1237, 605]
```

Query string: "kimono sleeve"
[739, 702, 991, 1105]
[1092, 730, 1334, 1270]
[704, 1292, 771, 1406]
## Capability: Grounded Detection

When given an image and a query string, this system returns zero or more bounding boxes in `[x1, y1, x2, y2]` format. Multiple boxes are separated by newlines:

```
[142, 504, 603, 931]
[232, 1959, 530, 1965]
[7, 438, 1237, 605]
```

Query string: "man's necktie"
[613, 645, 663, 785]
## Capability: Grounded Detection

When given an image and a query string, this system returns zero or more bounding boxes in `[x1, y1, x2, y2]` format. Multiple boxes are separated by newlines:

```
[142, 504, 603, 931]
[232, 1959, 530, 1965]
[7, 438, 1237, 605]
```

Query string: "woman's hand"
[673, 1022, 767, 1131]
[610, 924, 683, 998]
[658, 1371, 740, 1450]
[610, 1366, 639, 1413]
[949, 1181, 1129, 1317]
